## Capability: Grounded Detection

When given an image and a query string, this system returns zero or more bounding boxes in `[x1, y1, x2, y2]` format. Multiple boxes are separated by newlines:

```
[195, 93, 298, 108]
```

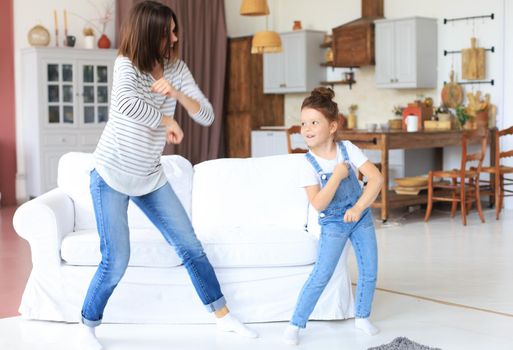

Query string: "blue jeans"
[290, 210, 378, 328]
[81, 169, 226, 326]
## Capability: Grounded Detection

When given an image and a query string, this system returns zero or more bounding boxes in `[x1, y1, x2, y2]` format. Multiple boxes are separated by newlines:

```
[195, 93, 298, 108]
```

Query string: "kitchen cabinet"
[21, 47, 117, 197]
[375, 17, 437, 88]
[251, 131, 288, 157]
[263, 30, 325, 93]
[225, 37, 284, 158]
[251, 130, 307, 157]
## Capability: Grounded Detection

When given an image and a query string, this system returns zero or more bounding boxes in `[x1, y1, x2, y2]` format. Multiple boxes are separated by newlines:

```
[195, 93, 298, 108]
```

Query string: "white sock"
[355, 318, 379, 336]
[282, 325, 300, 345]
[77, 324, 103, 350]
[216, 313, 258, 338]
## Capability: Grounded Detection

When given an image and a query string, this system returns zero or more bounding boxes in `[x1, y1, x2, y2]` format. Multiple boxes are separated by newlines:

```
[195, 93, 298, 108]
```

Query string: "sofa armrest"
[13, 188, 75, 270]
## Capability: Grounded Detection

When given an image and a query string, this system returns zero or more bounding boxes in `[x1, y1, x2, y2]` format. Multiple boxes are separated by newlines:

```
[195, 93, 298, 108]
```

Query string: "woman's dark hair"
[301, 87, 339, 123]
[118, 0, 179, 73]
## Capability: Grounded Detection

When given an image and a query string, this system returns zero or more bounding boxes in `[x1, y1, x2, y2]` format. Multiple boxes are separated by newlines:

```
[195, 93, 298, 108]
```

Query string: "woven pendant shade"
[240, 0, 270, 16]
[251, 31, 282, 54]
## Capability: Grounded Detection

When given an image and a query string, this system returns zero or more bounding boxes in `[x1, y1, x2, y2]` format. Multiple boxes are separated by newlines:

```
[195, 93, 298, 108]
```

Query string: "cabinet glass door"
[81, 63, 110, 125]
[46, 63, 74, 124]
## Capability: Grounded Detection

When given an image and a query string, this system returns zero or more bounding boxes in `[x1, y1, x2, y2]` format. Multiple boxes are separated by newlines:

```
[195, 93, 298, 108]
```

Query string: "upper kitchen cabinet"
[263, 30, 325, 94]
[375, 17, 438, 88]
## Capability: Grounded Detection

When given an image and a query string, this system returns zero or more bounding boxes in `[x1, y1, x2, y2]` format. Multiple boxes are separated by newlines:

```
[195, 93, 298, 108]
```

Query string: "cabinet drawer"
[80, 133, 101, 147]
[43, 134, 78, 146]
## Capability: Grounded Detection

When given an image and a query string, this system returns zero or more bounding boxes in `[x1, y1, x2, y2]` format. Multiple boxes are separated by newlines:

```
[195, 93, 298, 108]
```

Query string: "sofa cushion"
[61, 226, 317, 268]
[61, 229, 183, 267]
[57, 152, 193, 231]
[191, 154, 310, 231]
[197, 226, 318, 267]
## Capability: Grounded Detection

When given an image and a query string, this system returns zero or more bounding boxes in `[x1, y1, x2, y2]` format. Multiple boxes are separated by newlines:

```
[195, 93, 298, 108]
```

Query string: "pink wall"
[0, 0, 16, 206]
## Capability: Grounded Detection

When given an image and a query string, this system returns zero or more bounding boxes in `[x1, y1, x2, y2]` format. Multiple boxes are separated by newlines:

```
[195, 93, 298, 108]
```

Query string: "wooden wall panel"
[224, 36, 284, 158]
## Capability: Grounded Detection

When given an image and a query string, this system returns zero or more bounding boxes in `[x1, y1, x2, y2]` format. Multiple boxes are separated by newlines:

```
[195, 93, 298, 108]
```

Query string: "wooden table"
[337, 129, 496, 222]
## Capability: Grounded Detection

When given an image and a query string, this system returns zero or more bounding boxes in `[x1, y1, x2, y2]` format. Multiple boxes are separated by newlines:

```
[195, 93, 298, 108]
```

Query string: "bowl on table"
[393, 176, 428, 187]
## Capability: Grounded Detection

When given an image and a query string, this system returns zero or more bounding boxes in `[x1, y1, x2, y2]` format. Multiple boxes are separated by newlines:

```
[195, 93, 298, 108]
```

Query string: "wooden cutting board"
[462, 37, 486, 80]
[441, 70, 463, 108]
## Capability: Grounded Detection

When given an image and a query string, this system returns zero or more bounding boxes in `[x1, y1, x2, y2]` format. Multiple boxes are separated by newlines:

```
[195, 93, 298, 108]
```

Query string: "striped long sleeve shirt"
[93, 56, 214, 196]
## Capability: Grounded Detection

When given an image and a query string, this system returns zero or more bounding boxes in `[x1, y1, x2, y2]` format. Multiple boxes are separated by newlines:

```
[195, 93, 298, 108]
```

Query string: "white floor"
[1, 208, 513, 350]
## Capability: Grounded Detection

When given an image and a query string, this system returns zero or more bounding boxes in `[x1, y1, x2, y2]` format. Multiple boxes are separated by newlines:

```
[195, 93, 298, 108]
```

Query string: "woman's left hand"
[151, 78, 179, 99]
[166, 118, 184, 144]
[344, 205, 363, 223]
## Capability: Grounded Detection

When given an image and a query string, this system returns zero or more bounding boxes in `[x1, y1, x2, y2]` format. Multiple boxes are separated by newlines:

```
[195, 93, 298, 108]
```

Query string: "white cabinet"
[375, 17, 437, 89]
[251, 131, 288, 157]
[263, 30, 326, 93]
[251, 130, 307, 157]
[21, 47, 117, 197]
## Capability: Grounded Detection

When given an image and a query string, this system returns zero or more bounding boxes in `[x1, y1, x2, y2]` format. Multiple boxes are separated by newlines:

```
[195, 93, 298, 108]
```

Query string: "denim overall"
[290, 141, 378, 328]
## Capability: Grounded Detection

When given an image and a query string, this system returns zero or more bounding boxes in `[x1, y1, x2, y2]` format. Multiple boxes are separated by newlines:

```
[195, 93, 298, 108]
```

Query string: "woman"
[79, 2, 256, 348]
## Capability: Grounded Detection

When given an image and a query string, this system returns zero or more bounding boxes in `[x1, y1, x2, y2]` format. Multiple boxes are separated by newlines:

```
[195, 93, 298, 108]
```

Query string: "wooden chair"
[424, 130, 488, 226]
[286, 125, 308, 153]
[476, 126, 513, 219]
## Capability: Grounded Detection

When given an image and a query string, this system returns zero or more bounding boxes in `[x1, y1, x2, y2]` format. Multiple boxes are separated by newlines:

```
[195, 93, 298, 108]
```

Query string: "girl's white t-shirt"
[297, 140, 368, 188]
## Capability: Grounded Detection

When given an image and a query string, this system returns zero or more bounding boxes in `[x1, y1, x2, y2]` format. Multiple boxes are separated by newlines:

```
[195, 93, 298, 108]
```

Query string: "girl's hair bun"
[301, 86, 339, 123]
[311, 87, 335, 101]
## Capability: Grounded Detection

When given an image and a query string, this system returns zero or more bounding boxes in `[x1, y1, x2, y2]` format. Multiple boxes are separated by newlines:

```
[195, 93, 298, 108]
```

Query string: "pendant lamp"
[240, 0, 270, 16]
[250, 14, 282, 54]
[251, 31, 282, 54]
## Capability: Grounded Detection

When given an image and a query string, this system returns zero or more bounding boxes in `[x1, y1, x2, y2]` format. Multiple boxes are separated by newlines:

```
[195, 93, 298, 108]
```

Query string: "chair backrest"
[460, 129, 488, 174]
[496, 126, 513, 166]
[286, 125, 308, 154]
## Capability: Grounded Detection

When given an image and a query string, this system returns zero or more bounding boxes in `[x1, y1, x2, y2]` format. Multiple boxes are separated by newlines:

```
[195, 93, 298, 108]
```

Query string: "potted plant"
[392, 105, 404, 118]
[83, 27, 95, 49]
[435, 105, 451, 121]
[455, 105, 471, 129]
[389, 105, 404, 130]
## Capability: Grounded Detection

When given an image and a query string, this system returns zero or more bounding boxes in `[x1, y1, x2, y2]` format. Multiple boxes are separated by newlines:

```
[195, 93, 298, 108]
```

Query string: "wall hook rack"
[444, 46, 495, 56]
[443, 79, 494, 86]
[443, 13, 494, 25]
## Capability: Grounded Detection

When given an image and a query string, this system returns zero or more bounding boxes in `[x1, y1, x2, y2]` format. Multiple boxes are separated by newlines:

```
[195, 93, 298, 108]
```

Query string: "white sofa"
[13, 152, 354, 324]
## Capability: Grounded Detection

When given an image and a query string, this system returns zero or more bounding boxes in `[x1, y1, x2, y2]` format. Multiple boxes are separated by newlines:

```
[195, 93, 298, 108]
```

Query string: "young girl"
[79, 2, 256, 348]
[283, 87, 383, 345]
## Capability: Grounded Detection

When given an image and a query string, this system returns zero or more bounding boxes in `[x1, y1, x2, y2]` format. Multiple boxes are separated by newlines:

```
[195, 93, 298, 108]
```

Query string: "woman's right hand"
[333, 162, 349, 180]
[165, 118, 184, 144]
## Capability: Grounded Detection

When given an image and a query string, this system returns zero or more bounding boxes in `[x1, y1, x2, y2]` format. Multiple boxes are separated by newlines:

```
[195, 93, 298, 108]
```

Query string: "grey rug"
[368, 337, 442, 350]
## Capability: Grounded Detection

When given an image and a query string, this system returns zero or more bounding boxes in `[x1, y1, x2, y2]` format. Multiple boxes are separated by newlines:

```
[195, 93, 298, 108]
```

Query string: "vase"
[98, 34, 111, 49]
[347, 113, 357, 129]
[84, 35, 95, 49]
